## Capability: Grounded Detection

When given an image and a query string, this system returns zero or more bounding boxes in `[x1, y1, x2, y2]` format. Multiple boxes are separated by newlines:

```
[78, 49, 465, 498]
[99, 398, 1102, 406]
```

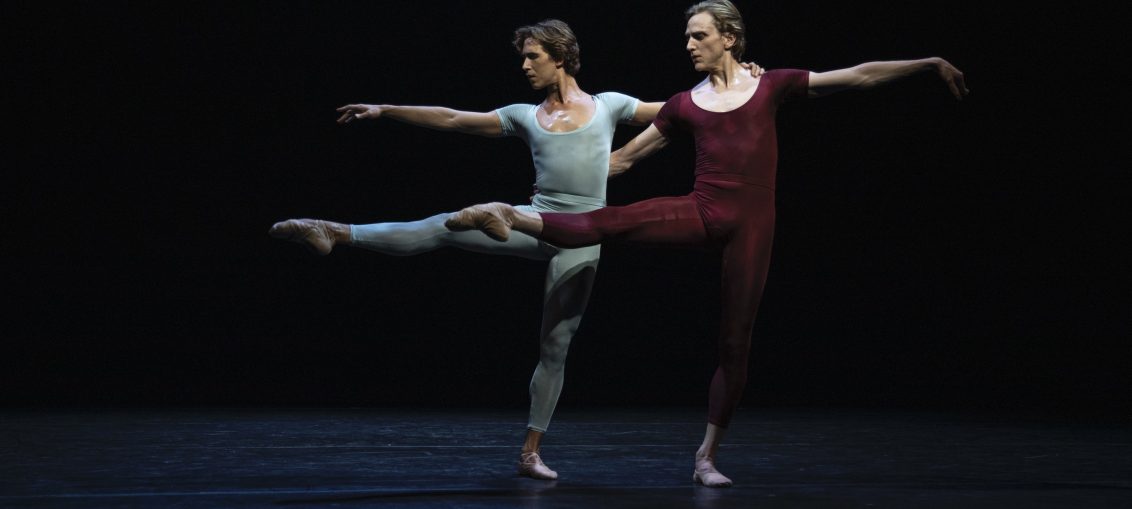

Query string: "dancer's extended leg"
[448, 196, 709, 248]
[349, 213, 550, 259]
[272, 211, 551, 259]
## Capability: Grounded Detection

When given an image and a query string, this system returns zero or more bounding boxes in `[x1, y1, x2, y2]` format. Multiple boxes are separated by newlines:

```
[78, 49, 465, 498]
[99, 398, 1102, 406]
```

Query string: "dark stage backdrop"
[6, 2, 1127, 417]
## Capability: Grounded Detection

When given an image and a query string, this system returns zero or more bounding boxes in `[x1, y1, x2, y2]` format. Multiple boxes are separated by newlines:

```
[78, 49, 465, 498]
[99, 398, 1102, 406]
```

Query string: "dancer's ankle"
[522, 429, 544, 455]
[329, 222, 352, 246]
[510, 208, 543, 236]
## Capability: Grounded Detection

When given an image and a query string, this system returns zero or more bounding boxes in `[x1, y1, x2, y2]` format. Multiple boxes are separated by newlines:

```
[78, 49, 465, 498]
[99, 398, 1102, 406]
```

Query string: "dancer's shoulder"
[594, 92, 642, 119]
[762, 69, 812, 101]
[594, 91, 641, 102]
[494, 103, 538, 136]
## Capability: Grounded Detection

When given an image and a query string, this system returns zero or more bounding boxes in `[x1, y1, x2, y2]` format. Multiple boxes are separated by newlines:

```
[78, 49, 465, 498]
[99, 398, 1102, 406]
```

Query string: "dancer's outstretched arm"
[336, 103, 503, 137]
[807, 57, 968, 100]
[608, 125, 669, 179]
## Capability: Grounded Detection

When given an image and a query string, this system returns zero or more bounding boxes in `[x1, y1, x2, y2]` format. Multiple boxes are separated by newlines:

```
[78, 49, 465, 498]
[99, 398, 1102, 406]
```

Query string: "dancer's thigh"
[596, 195, 708, 246]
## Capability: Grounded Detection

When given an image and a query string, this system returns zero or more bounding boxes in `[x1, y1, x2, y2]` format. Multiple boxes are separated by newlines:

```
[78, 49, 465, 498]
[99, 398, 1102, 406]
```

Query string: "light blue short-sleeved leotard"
[350, 92, 639, 432]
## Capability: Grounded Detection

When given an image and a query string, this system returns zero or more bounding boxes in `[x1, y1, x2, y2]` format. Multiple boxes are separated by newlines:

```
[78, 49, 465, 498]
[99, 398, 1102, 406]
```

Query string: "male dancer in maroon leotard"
[446, 0, 968, 487]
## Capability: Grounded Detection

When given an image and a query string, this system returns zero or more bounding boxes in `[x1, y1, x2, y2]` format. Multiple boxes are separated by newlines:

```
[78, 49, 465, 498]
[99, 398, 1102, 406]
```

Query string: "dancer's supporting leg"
[522, 243, 600, 479]
[696, 198, 775, 487]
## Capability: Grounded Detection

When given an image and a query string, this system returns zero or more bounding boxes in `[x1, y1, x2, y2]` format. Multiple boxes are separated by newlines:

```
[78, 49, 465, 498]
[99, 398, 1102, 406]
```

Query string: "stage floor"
[2, 407, 1129, 508]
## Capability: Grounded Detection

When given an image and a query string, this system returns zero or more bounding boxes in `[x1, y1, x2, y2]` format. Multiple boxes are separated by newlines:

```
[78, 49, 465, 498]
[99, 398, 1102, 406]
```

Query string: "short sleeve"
[651, 92, 685, 139]
[597, 92, 640, 123]
[494, 103, 533, 137]
[767, 69, 811, 104]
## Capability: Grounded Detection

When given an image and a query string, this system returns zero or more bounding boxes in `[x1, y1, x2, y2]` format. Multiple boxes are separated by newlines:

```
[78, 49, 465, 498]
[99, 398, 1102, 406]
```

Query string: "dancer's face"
[685, 12, 735, 72]
[520, 38, 561, 90]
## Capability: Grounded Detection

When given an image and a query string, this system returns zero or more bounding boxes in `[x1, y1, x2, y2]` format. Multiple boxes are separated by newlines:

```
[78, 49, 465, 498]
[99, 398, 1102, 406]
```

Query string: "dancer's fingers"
[954, 73, 969, 98]
[946, 73, 967, 101]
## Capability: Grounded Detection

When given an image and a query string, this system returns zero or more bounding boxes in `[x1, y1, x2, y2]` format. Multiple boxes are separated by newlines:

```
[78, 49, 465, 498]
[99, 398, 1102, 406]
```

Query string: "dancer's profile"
[270, 19, 762, 480]
[447, 0, 968, 487]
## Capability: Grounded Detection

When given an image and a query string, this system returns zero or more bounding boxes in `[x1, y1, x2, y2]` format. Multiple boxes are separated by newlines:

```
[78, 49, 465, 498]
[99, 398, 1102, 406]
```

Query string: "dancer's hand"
[932, 58, 969, 100]
[740, 62, 765, 78]
[336, 104, 384, 124]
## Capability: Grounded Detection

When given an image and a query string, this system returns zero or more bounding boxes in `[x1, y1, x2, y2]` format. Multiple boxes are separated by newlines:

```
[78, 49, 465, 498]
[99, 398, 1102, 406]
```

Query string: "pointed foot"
[269, 218, 337, 255]
[444, 202, 513, 242]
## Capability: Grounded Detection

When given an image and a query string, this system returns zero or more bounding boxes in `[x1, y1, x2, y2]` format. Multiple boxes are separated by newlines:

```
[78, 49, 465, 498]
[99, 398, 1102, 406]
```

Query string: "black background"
[6, 2, 1127, 418]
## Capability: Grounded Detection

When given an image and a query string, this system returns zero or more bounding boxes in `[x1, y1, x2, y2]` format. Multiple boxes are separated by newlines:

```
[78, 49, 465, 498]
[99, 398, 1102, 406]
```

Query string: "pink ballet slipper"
[518, 451, 558, 480]
[693, 459, 733, 488]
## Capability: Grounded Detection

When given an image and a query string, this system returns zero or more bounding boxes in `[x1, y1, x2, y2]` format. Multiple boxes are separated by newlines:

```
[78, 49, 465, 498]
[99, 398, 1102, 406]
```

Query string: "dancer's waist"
[532, 190, 606, 212]
[695, 172, 775, 191]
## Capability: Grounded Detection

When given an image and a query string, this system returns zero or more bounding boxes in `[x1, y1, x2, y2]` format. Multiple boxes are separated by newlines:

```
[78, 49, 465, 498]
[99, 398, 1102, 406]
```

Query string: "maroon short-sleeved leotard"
[538, 69, 810, 427]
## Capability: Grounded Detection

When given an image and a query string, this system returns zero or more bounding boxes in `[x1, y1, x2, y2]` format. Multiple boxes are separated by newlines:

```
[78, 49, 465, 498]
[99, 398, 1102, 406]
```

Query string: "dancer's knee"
[539, 331, 572, 368]
[351, 215, 449, 255]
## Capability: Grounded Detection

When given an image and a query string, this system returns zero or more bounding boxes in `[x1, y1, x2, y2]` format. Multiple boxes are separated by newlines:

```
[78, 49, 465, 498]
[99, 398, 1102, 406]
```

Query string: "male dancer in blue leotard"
[270, 19, 761, 480]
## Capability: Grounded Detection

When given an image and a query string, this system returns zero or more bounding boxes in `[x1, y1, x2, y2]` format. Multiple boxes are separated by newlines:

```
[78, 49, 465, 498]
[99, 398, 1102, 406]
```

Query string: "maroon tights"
[539, 178, 775, 427]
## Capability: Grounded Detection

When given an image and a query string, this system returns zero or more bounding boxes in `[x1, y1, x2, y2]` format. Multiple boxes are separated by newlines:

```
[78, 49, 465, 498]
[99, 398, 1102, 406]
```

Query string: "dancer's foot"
[693, 457, 732, 488]
[518, 451, 558, 480]
[268, 218, 341, 255]
[444, 202, 513, 242]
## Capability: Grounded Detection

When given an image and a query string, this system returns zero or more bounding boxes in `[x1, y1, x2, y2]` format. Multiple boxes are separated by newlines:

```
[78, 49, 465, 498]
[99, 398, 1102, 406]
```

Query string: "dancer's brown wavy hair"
[512, 19, 581, 76]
